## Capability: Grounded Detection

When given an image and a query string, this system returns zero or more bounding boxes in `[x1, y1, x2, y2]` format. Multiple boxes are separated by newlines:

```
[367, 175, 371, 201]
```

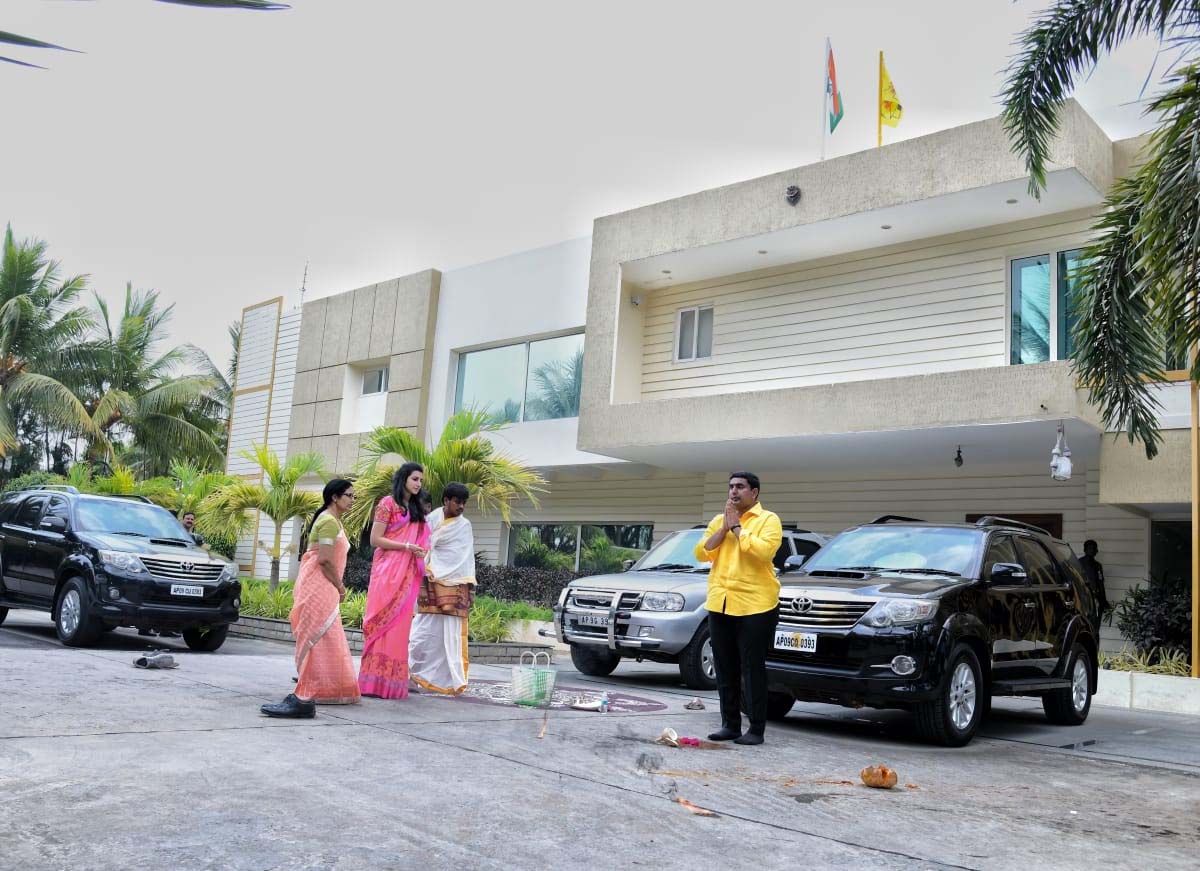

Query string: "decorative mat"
[445, 679, 668, 713]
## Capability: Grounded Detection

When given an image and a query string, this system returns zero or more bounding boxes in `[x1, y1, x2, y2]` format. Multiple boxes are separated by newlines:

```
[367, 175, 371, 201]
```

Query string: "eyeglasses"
[341, 493, 357, 501]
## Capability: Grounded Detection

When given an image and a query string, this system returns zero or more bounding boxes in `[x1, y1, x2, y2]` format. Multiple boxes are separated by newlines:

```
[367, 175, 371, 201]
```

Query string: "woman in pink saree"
[357, 463, 430, 699]
[262, 479, 360, 718]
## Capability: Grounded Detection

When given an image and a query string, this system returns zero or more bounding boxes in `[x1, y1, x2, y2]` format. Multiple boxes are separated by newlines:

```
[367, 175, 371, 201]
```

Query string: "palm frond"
[357, 425, 431, 473]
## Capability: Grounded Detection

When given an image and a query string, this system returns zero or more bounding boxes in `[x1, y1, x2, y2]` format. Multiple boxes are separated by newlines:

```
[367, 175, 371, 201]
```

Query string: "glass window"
[676, 307, 713, 361]
[804, 526, 982, 577]
[44, 498, 70, 524]
[455, 343, 528, 423]
[983, 536, 1020, 581]
[75, 497, 190, 540]
[524, 334, 585, 422]
[1015, 538, 1059, 586]
[677, 309, 696, 360]
[14, 495, 47, 528]
[1011, 255, 1051, 364]
[362, 367, 388, 395]
[509, 524, 578, 571]
[1056, 249, 1084, 360]
[579, 524, 653, 573]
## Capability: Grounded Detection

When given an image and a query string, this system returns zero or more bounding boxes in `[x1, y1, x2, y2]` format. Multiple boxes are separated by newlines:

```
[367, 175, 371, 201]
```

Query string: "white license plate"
[170, 584, 204, 598]
[577, 613, 609, 627]
[774, 630, 818, 653]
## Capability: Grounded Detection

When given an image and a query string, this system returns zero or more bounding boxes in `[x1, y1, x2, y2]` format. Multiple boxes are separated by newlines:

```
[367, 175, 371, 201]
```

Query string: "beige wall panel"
[384, 389, 423, 428]
[288, 402, 316, 440]
[388, 351, 425, 392]
[319, 295, 353, 367]
[312, 399, 342, 437]
[295, 298, 327, 373]
[310, 435, 339, 468]
[316, 365, 346, 402]
[292, 369, 318, 406]
[347, 283, 379, 363]
[369, 278, 399, 359]
[1099, 429, 1189, 505]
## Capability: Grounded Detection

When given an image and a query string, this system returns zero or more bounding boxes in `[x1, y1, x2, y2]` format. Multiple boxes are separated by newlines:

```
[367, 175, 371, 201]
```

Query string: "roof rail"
[26, 484, 80, 494]
[870, 514, 925, 524]
[973, 515, 1050, 536]
[105, 494, 153, 504]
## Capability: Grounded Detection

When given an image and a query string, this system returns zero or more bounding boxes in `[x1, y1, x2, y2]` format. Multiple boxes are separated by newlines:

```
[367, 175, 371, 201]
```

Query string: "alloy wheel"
[948, 661, 977, 731]
[1071, 657, 1089, 713]
[701, 638, 716, 681]
[60, 589, 81, 637]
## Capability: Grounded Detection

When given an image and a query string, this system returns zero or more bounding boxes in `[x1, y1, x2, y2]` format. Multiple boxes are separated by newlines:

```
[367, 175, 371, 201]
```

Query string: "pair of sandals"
[133, 653, 178, 669]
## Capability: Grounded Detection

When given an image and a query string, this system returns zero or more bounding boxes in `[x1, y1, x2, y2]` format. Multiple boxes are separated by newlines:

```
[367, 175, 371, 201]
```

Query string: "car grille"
[777, 595, 873, 630]
[139, 556, 225, 581]
[567, 589, 643, 610]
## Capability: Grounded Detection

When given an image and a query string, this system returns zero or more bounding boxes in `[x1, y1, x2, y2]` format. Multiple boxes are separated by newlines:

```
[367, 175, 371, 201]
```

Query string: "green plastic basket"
[511, 651, 557, 707]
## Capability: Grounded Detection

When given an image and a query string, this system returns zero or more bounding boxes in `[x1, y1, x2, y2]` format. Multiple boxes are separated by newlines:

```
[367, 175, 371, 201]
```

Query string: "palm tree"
[78, 284, 225, 475]
[1002, 0, 1200, 458]
[524, 348, 584, 421]
[343, 410, 546, 538]
[201, 444, 327, 589]
[0, 225, 101, 458]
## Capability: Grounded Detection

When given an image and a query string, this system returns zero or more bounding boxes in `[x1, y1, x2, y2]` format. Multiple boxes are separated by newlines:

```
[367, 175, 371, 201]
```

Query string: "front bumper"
[766, 622, 946, 709]
[93, 569, 241, 629]
[554, 588, 700, 656]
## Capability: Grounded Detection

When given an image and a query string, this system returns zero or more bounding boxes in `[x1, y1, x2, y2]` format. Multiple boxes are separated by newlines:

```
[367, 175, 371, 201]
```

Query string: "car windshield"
[803, 526, 981, 577]
[75, 498, 191, 541]
[630, 529, 709, 572]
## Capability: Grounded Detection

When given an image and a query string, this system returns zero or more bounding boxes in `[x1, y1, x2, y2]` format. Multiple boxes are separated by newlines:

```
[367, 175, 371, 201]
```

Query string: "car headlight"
[219, 563, 238, 582]
[99, 550, 148, 575]
[641, 592, 685, 612]
[862, 598, 938, 628]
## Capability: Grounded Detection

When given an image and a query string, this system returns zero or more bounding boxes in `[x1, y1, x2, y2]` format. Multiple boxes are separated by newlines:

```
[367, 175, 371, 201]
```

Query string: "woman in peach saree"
[261, 479, 360, 718]
[357, 462, 430, 699]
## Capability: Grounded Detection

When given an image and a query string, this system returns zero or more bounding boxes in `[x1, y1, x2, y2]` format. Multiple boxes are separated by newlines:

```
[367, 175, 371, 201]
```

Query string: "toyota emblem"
[792, 596, 814, 614]
[181, 562, 195, 573]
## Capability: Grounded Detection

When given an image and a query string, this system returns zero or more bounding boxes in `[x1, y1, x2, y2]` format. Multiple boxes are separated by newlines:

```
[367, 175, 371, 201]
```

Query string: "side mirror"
[41, 516, 67, 533]
[990, 562, 1028, 585]
[621, 559, 636, 572]
[781, 554, 808, 574]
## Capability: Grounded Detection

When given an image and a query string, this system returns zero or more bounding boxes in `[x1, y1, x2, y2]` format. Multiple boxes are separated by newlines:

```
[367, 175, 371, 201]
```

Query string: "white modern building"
[226, 101, 1193, 651]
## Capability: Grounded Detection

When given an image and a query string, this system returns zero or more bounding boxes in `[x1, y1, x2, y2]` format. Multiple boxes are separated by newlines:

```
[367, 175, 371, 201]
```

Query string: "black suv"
[765, 516, 1101, 746]
[0, 486, 241, 651]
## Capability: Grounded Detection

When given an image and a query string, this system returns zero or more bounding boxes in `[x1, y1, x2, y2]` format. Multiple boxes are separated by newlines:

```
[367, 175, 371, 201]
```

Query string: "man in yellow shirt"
[694, 471, 783, 746]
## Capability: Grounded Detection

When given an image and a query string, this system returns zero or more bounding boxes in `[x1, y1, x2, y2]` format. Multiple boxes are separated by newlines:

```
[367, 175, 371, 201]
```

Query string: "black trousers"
[708, 607, 779, 735]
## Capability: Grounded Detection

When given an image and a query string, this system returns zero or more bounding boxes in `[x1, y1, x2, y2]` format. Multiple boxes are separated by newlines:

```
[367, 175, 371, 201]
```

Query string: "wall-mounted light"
[954, 445, 963, 468]
[629, 294, 643, 307]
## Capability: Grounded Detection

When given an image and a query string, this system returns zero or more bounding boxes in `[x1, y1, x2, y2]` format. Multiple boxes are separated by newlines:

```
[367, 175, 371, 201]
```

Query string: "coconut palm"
[0, 225, 101, 457]
[1002, 0, 1200, 458]
[78, 284, 225, 475]
[201, 444, 326, 589]
[524, 348, 584, 421]
[343, 410, 546, 537]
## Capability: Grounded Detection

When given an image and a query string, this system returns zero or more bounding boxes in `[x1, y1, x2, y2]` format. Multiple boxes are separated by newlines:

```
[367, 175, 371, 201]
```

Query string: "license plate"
[171, 584, 204, 598]
[577, 613, 609, 627]
[774, 630, 817, 653]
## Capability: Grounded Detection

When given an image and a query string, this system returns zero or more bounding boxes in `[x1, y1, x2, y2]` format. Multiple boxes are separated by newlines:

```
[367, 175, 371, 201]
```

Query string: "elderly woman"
[262, 478, 361, 718]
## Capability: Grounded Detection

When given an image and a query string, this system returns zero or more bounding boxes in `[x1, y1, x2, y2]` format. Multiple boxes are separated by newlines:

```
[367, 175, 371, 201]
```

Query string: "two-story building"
[226, 101, 1192, 651]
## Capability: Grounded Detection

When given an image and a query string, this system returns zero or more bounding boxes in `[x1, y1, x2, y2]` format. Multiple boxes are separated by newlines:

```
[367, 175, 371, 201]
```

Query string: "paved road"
[2, 608, 1198, 870]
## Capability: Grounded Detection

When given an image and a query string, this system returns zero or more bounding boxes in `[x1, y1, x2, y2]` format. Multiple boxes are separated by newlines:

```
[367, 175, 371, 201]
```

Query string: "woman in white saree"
[409, 483, 475, 695]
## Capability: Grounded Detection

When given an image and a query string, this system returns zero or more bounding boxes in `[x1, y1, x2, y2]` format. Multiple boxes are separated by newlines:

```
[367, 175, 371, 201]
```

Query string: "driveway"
[1, 608, 1197, 870]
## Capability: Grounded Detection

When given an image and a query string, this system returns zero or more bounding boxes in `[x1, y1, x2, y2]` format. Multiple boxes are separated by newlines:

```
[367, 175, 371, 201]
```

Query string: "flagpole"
[877, 50, 883, 148]
[821, 37, 829, 161]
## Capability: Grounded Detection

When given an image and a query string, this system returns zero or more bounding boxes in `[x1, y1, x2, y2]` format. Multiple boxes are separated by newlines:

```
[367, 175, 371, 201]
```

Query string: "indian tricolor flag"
[825, 38, 844, 134]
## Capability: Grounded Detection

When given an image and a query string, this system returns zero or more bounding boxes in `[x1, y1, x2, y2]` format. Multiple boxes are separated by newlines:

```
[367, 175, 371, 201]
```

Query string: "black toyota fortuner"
[0, 486, 241, 650]
[765, 515, 1100, 746]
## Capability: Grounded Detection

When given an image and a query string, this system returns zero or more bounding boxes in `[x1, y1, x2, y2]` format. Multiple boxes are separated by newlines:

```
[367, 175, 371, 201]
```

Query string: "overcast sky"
[3, 0, 1162, 367]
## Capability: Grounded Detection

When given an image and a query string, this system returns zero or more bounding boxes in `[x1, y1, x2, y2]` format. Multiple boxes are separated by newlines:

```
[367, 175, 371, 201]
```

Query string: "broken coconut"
[860, 764, 899, 789]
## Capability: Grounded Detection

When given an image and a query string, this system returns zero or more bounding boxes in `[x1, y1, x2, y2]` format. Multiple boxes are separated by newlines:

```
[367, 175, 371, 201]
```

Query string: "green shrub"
[1099, 647, 1191, 676]
[512, 528, 575, 571]
[2, 471, 64, 493]
[468, 595, 554, 642]
[201, 527, 238, 561]
[475, 563, 581, 607]
[1114, 573, 1191, 664]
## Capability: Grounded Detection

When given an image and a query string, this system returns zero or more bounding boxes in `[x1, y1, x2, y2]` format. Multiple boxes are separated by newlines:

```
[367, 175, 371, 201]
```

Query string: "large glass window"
[524, 334, 585, 422]
[455, 333, 584, 423]
[1011, 255, 1051, 364]
[508, 522, 653, 572]
[1056, 249, 1084, 361]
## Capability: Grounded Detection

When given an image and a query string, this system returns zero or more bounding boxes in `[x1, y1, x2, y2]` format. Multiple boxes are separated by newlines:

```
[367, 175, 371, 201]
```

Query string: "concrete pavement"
[2, 608, 1198, 870]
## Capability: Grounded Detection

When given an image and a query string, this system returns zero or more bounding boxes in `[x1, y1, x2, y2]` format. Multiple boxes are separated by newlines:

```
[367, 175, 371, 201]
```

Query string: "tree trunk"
[269, 558, 281, 592]
[267, 524, 284, 592]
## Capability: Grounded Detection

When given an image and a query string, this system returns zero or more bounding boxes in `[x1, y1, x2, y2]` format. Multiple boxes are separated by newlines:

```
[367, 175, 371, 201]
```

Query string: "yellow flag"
[879, 53, 903, 129]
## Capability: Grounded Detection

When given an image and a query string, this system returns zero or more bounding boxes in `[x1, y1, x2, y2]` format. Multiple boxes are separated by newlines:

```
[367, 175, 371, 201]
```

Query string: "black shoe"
[260, 694, 316, 719]
[707, 727, 742, 741]
[733, 732, 764, 746]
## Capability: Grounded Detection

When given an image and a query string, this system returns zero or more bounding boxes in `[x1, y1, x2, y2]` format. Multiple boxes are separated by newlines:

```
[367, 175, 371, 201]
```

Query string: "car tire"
[569, 643, 620, 676]
[915, 643, 985, 747]
[55, 577, 103, 648]
[183, 624, 229, 652]
[766, 690, 795, 721]
[678, 625, 718, 691]
[1042, 643, 1093, 726]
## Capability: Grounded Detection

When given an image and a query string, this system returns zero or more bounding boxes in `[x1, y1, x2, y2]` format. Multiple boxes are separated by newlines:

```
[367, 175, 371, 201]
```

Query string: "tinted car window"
[794, 539, 822, 559]
[1049, 542, 1088, 591]
[44, 498, 70, 524]
[773, 539, 793, 571]
[13, 495, 48, 528]
[983, 536, 1020, 581]
[1015, 538, 1059, 586]
[75, 498, 189, 540]
[0, 492, 23, 522]
[804, 526, 981, 576]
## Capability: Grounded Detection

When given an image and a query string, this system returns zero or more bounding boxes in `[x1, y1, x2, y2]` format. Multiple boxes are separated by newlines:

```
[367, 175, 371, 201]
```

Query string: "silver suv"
[553, 525, 828, 689]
